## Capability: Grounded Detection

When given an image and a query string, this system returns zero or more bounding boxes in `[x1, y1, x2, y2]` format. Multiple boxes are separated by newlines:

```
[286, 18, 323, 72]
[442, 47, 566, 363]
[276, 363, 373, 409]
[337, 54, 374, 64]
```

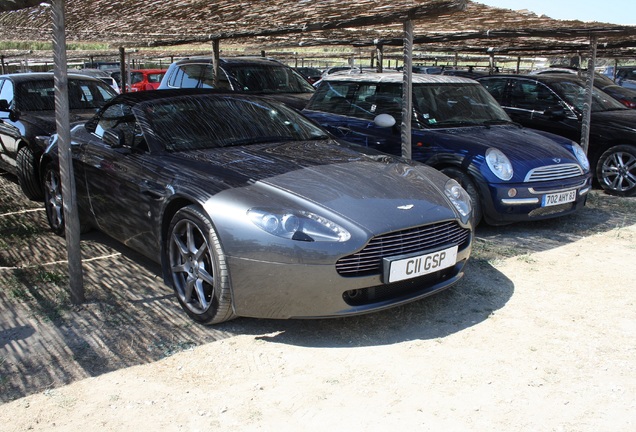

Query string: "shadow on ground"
[1, 168, 634, 403]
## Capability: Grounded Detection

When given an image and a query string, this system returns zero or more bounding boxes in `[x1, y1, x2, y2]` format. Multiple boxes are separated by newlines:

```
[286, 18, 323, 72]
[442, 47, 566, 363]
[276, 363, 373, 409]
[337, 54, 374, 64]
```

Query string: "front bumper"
[479, 176, 592, 225]
[226, 243, 471, 319]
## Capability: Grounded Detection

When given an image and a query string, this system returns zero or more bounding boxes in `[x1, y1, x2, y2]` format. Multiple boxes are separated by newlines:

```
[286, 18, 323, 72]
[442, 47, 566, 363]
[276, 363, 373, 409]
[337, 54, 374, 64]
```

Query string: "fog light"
[507, 188, 517, 198]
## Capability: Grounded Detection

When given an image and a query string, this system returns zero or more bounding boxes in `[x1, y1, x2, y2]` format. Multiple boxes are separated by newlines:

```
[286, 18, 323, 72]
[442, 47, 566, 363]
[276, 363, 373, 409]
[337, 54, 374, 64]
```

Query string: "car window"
[131, 72, 144, 84]
[167, 63, 230, 89]
[148, 73, 164, 83]
[550, 80, 627, 112]
[68, 79, 117, 109]
[95, 103, 147, 151]
[351, 83, 403, 121]
[508, 80, 561, 111]
[307, 82, 357, 115]
[479, 78, 508, 103]
[223, 64, 315, 94]
[141, 96, 327, 152]
[0, 79, 13, 105]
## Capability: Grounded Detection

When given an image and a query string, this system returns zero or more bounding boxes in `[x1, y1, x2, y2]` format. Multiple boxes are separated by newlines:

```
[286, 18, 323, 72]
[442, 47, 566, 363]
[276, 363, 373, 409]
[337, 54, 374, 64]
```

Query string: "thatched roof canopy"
[0, 0, 635, 61]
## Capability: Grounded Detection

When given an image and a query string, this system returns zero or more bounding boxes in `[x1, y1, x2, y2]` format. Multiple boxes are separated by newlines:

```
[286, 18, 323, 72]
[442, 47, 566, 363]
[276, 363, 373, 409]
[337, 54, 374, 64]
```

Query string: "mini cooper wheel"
[17, 146, 44, 201]
[596, 145, 636, 197]
[43, 163, 65, 236]
[167, 205, 235, 325]
[441, 166, 483, 226]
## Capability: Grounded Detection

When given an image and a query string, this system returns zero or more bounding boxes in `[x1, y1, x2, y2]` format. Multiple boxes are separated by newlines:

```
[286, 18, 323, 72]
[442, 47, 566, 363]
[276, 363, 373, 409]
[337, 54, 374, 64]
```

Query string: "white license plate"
[542, 190, 577, 207]
[384, 245, 458, 283]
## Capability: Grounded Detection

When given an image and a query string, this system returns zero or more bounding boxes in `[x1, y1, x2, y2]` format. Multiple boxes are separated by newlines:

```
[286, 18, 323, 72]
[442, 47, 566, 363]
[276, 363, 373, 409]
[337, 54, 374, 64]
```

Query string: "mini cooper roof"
[320, 72, 478, 85]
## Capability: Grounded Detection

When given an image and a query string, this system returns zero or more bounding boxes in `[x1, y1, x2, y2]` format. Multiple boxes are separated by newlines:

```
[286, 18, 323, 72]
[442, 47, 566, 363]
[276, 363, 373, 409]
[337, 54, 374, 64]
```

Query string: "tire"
[440, 166, 483, 226]
[167, 205, 235, 325]
[43, 163, 91, 236]
[596, 145, 636, 197]
[16, 146, 44, 201]
[43, 163, 65, 236]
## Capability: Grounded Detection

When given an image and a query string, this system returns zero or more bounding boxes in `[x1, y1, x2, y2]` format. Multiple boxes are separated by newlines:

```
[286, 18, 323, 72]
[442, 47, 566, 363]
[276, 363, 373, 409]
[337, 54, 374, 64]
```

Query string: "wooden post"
[401, 19, 413, 161]
[516, 56, 521, 74]
[375, 42, 384, 73]
[119, 47, 126, 92]
[212, 39, 220, 87]
[52, 0, 84, 304]
[581, 36, 597, 155]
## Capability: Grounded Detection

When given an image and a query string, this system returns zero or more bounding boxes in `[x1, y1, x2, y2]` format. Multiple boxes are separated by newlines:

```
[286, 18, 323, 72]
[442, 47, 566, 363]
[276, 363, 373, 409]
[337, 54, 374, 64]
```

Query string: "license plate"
[384, 245, 458, 283]
[542, 190, 577, 207]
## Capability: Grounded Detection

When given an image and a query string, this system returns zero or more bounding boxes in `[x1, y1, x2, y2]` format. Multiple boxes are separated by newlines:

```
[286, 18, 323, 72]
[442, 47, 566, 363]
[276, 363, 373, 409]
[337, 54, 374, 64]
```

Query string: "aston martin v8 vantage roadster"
[41, 89, 473, 324]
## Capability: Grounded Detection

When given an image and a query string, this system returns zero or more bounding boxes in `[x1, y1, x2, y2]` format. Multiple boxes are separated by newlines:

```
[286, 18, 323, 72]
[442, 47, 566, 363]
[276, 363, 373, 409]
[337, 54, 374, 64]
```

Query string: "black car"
[294, 67, 323, 85]
[40, 89, 473, 324]
[158, 56, 315, 110]
[0, 72, 118, 199]
[479, 74, 636, 197]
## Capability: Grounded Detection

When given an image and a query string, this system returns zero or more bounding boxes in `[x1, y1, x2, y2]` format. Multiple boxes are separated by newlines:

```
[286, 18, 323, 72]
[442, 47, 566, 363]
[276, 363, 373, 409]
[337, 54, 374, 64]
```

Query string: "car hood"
[423, 124, 579, 163]
[169, 140, 460, 232]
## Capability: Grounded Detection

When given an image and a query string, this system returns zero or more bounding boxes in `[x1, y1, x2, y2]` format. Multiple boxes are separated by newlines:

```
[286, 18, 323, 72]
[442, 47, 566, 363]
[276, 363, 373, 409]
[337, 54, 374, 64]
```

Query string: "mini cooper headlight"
[444, 179, 472, 218]
[485, 147, 513, 181]
[571, 143, 590, 172]
[248, 208, 351, 242]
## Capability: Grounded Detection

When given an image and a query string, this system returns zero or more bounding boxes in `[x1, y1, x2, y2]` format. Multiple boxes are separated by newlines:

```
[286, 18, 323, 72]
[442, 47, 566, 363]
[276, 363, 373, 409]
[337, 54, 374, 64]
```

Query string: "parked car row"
[1, 57, 633, 326]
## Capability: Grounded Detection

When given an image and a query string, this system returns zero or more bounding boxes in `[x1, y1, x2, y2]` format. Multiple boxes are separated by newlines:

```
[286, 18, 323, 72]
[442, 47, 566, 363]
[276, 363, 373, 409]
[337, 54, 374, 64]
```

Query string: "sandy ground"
[0, 171, 635, 431]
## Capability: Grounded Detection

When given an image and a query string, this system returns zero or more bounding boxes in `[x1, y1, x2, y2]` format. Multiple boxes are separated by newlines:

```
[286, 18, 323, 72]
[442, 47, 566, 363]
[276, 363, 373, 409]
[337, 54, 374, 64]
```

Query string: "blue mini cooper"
[303, 73, 592, 226]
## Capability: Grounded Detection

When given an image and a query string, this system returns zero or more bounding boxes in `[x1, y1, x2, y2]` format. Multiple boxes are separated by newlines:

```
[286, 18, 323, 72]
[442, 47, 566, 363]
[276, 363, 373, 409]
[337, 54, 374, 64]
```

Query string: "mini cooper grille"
[336, 221, 470, 277]
[525, 164, 583, 182]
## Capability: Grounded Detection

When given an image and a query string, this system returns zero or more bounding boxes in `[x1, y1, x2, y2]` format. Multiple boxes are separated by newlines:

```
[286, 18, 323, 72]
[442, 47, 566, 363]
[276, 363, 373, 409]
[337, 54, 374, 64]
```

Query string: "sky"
[475, 0, 635, 25]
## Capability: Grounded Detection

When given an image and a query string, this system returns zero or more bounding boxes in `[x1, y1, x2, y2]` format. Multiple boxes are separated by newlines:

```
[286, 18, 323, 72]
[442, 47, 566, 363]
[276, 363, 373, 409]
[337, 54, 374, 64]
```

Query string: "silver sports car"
[41, 89, 473, 324]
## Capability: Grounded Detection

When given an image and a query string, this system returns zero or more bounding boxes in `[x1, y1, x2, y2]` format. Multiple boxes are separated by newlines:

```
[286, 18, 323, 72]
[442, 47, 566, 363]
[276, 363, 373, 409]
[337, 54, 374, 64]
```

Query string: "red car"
[129, 69, 167, 91]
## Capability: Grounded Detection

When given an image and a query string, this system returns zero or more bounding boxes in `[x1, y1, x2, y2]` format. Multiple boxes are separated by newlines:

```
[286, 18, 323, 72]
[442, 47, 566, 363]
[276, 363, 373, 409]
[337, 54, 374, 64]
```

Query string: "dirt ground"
[0, 171, 635, 431]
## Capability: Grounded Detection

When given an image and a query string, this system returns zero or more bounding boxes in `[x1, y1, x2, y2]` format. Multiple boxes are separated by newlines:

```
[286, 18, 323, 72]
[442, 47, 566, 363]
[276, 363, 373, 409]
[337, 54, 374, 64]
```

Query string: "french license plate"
[542, 190, 576, 207]
[384, 245, 458, 283]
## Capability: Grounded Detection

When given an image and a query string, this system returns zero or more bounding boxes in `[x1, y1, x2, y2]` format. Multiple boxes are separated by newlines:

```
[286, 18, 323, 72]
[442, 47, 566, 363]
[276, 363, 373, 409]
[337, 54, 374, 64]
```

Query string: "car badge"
[398, 204, 414, 210]
[553, 158, 561, 163]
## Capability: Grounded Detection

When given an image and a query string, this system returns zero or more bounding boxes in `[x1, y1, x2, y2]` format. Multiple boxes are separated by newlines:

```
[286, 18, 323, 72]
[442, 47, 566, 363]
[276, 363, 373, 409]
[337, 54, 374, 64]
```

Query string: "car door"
[307, 81, 403, 155]
[483, 77, 581, 142]
[80, 102, 160, 253]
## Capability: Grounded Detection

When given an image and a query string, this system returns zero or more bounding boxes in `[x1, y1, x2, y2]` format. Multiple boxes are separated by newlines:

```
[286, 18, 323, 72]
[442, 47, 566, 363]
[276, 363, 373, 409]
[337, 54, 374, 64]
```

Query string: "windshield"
[142, 96, 328, 152]
[224, 64, 315, 94]
[413, 83, 511, 127]
[550, 80, 627, 112]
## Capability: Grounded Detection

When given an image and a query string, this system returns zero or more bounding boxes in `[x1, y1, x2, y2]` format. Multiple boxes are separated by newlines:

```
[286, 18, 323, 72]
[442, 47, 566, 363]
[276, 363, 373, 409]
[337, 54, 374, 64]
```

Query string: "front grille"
[525, 164, 583, 182]
[342, 266, 458, 306]
[336, 220, 470, 277]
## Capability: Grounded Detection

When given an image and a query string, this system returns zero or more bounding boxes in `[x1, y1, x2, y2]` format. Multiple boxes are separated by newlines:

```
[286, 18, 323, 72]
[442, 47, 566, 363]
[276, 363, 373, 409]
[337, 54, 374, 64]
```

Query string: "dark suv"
[0, 72, 118, 199]
[158, 57, 315, 110]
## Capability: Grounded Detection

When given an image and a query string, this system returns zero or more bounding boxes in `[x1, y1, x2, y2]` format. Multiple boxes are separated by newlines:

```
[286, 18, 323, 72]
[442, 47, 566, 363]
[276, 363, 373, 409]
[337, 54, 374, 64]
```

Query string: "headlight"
[248, 208, 351, 242]
[571, 143, 590, 172]
[485, 147, 513, 181]
[444, 179, 472, 218]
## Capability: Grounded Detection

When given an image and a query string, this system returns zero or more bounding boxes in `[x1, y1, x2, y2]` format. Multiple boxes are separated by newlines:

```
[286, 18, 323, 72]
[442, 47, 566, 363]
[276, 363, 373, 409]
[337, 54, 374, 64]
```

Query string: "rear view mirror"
[374, 113, 396, 128]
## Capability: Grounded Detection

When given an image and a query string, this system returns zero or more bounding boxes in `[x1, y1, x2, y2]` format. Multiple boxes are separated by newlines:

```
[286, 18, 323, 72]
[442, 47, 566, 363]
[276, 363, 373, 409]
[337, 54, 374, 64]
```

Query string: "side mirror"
[0, 99, 19, 122]
[103, 129, 125, 148]
[374, 113, 396, 128]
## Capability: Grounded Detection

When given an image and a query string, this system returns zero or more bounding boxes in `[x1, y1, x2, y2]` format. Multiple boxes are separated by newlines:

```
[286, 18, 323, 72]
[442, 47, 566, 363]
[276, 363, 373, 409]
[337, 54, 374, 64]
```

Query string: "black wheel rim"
[601, 150, 636, 193]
